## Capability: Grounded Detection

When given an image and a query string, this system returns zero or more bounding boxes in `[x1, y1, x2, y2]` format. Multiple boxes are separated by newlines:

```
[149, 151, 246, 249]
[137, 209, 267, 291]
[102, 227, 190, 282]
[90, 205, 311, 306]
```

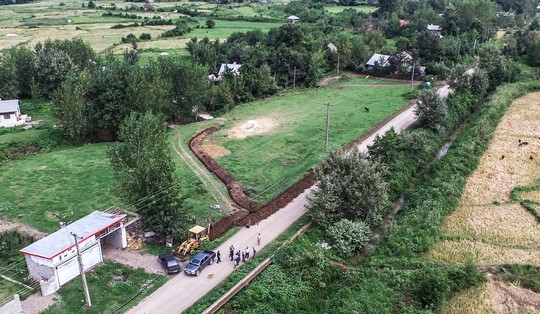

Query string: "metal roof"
[218, 63, 242, 76]
[20, 211, 125, 259]
[0, 99, 20, 114]
[427, 24, 442, 31]
[366, 53, 391, 67]
[189, 225, 206, 234]
[287, 15, 300, 20]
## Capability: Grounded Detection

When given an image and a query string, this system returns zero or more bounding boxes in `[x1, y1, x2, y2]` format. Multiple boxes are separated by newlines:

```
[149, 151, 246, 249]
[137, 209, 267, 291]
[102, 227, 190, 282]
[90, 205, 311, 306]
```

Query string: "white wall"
[0, 294, 22, 314]
[0, 112, 23, 128]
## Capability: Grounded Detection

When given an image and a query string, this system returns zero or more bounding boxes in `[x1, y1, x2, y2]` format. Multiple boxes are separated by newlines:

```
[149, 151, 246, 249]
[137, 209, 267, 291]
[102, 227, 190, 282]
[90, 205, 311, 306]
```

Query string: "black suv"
[158, 253, 181, 274]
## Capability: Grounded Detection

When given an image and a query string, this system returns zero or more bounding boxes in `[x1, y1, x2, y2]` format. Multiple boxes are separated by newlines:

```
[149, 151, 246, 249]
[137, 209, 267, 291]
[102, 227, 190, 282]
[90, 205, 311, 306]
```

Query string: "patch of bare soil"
[0, 220, 47, 239]
[101, 245, 165, 275]
[488, 276, 540, 313]
[21, 293, 59, 314]
[202, 144, 231, 158]
[227, 117, 278, 139]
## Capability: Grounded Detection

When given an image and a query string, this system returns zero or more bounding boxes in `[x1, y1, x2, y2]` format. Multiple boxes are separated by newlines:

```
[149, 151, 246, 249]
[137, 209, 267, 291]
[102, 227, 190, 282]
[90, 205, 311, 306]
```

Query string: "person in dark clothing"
[217, 250, 221, 263]
[252, 247, 256, 258]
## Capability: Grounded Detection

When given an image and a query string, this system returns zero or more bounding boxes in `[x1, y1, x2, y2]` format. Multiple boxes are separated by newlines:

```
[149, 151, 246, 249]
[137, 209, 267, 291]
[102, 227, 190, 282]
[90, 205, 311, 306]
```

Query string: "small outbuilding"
[20, 211, 128, 296]
[0, 99, 29, 128]
[218, 62, 242, 76]
[287, 15, 300, 23]
[365, 53, 391, 69]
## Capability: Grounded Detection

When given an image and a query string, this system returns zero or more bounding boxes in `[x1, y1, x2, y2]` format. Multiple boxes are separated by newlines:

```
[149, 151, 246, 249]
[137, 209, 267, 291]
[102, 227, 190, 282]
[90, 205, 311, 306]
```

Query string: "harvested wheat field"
[428, 92, 540, 268]
[426, 240, 540, 265]
[442, 204, 540, 245]
[521, 190, 540, 203]
[441, 277, 540, 314]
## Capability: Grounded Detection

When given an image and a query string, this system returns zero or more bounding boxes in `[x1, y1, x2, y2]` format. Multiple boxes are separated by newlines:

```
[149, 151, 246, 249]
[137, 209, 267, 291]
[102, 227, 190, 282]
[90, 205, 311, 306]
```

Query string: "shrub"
[326, 219, 371, 257]
[139, 33, 151, 40]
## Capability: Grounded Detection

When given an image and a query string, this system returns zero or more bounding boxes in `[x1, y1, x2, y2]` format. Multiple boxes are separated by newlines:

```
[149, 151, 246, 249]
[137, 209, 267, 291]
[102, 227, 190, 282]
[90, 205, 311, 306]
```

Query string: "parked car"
[158, 253, 181, 274]
[184, 250, 216, 276]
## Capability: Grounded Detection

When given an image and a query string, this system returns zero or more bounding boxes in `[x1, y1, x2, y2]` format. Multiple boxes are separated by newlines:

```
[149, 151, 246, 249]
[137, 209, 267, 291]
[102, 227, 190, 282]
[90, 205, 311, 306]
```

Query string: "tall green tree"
[414, 89, 446, 132]
[108, 112, 183, 236]
[309, 150, 389, 228]
[52, 70, 94, 144]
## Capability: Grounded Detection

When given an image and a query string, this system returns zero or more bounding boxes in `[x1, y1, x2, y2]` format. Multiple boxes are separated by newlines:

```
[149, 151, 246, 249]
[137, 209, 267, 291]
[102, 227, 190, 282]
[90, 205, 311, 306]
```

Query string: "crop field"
[427, 92, 540, 263]
[324, 5, 378, 13]
[0, 0, 282, 56]
[185, 84, 410, 202]
[440, 280, 540, 314]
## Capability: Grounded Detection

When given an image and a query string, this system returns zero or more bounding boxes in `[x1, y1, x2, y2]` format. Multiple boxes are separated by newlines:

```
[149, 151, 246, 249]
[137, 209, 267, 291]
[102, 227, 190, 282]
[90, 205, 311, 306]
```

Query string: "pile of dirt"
[227, 117, 278, 139]
[202, 144, 231, 158]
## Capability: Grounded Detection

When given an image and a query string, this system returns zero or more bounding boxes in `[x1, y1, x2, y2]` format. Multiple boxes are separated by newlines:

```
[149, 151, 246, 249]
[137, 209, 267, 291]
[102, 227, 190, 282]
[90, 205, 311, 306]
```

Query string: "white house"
[287, 15, 300, 23]
[0, 99, 29, 128]
[20, 211, 128, 296]
[365, 53, 391, 69]
[427, 24, 443, 38]
[218, 62, 242, 76]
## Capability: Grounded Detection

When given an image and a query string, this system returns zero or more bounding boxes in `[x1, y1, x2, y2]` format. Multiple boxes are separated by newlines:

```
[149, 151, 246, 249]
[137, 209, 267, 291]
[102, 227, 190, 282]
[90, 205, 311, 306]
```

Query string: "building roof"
[0, 99, 20, 114]
[20, 211, 125, 259]
[218, 62, 242, 76]
[287, 15, 300, 21]
[427, 24, 442, 31]
[366, 53, 391, 67]
[189, 225, 206, 234]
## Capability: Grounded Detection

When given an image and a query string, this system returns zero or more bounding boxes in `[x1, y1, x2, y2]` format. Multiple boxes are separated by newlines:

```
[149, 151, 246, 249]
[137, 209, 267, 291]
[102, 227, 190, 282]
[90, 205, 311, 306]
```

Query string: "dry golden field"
[440, 278, 540, 314]
[428, 92, 540, 313]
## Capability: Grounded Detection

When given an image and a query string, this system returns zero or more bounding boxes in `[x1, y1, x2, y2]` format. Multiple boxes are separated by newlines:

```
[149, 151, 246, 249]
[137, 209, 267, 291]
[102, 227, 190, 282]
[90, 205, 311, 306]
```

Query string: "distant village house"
[287, 15, 300, 23]
[208, 62, 242, 81]
[0, 99, 30, 128]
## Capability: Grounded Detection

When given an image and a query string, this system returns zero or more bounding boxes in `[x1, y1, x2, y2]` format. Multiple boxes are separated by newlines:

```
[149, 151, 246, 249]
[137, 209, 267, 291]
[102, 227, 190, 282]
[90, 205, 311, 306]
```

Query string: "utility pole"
[71, 233, 92, 307]
[337, 52, 340, 74]
[324, 102, 330, 151]
[293, 66, 296, 90]
[410, 60, 416, 92]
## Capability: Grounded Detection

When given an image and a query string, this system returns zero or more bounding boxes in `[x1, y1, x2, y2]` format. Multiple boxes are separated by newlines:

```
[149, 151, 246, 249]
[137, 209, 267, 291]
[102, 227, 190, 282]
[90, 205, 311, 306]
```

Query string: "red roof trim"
[19, 215, 124, 260]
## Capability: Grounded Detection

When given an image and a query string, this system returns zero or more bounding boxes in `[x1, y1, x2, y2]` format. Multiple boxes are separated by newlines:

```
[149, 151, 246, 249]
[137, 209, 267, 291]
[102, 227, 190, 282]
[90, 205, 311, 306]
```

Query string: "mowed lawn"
[0, 143, 119, 232]
[207, 85, 410, 202]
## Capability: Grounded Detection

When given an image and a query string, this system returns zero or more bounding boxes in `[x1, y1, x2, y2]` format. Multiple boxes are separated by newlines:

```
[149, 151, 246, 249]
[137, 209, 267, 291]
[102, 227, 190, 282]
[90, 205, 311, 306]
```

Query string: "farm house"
[0, 99, 29, 128]
[19, 211, 128, 296]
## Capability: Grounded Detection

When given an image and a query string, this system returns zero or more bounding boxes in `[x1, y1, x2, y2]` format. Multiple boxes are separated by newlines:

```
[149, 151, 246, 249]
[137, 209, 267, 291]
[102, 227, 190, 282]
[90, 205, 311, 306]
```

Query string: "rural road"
[127, 83, 451, 314]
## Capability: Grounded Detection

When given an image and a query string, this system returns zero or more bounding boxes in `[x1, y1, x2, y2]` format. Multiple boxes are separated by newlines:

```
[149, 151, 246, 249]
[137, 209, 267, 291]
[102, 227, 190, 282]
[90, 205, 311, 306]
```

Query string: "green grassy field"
[185, 84, 409, 203]
[324, 5, 378, 13]
[329, 76, 407, 85]
[42, 262, 166, 314]
[0, 143, 118, 232]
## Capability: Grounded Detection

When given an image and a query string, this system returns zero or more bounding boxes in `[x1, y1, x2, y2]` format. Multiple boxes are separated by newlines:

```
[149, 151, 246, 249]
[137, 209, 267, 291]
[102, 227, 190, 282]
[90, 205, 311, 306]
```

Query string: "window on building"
[3, 113, 10, 119]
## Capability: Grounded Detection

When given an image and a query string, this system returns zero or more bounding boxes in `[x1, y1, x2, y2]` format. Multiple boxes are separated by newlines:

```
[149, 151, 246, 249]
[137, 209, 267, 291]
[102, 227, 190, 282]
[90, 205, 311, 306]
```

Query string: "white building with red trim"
[19, 211, 127, 296]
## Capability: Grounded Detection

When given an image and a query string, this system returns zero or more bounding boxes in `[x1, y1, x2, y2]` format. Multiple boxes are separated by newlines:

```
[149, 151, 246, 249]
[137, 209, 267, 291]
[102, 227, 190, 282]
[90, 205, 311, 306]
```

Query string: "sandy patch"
[0, 220, 47, 239]
[202, 144, 231, 158]
[442, 204, 540, 245]
[227, 117, 278, 139]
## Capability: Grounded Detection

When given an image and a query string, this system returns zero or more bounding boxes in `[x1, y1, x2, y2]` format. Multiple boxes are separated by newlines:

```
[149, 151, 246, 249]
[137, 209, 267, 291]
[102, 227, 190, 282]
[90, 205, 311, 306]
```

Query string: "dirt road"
[127, 84, 451, 314]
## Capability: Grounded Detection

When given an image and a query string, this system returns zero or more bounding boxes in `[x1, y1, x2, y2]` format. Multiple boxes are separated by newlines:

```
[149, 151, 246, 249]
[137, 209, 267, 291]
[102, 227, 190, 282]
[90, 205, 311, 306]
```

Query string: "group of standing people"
[226, 233, 262, 267]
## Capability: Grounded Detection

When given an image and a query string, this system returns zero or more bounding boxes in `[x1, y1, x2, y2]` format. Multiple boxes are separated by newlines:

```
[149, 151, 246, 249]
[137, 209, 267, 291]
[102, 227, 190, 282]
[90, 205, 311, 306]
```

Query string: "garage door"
[56, 243, 102, 286]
